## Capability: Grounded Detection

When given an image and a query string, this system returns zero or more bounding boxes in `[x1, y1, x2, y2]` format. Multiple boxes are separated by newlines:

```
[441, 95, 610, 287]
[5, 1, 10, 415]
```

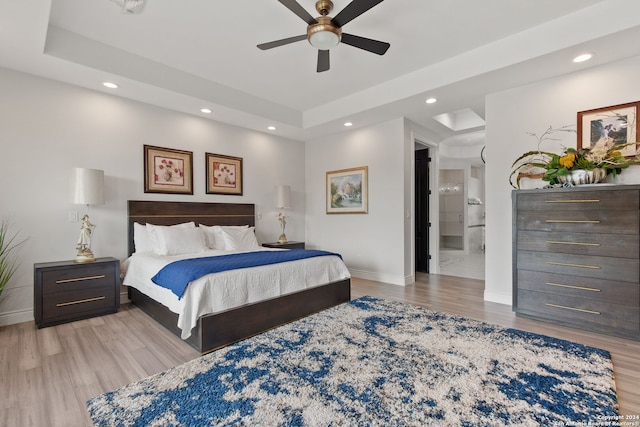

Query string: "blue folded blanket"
[151, 249, 342, 298]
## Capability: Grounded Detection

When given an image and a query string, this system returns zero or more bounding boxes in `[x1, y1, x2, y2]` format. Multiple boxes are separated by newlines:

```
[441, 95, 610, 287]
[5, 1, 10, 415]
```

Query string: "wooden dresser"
[512, 185, 640, 340]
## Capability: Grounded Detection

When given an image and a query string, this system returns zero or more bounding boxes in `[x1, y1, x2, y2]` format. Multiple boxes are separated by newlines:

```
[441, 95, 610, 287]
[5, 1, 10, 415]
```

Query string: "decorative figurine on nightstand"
[75, 214, 96, 263]
[278, 212, 288, 244]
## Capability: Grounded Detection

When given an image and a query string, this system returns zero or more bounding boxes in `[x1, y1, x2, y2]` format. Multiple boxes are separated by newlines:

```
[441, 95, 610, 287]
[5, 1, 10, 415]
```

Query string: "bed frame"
[127, 200, 351, 354]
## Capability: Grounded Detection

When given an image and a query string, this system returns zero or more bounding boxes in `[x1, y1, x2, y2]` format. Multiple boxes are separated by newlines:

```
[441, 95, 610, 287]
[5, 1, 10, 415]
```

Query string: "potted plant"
[0, 219, 27, 299]
[510, 125, 639, 188]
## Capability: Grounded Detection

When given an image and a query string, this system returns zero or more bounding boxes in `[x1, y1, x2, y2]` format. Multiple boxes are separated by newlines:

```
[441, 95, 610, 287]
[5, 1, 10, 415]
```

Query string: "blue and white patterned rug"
[87, 296, 618, 426]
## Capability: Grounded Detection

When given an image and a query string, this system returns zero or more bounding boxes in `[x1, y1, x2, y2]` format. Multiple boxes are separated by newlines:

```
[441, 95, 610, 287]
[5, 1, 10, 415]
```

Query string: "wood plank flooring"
[1, 275, 638, 426]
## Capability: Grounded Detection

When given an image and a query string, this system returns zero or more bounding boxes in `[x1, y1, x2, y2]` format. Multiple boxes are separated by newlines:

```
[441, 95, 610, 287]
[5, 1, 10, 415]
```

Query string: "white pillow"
[199, 224, 249, 250]
[133, 222, 154, 253]
[148, 225, 207, 256]
[146, 222, 197, 255]
[219, 226, 261, 251]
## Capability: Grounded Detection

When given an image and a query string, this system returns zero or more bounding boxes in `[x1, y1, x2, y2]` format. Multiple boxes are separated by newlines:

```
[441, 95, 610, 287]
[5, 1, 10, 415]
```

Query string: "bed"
[125, 200, 351, 354]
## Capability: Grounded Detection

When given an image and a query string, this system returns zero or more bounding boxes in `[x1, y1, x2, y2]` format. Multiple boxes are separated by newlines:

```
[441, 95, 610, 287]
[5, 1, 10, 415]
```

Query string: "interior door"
[415, 148, 431, 272]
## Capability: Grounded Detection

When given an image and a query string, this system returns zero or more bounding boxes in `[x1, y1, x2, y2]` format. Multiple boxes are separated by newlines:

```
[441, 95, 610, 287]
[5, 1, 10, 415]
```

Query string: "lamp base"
[75, 249, 96, 263]
[278, 233, 288, 244]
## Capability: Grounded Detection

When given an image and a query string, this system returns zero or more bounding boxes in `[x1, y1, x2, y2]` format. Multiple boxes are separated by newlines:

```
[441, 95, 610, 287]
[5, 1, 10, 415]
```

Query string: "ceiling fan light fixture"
[307, 17, 341, 50]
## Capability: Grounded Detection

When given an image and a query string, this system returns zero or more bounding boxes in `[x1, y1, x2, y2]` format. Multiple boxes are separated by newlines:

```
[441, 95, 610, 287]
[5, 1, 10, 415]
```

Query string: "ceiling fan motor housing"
[307, 16, 342, 49]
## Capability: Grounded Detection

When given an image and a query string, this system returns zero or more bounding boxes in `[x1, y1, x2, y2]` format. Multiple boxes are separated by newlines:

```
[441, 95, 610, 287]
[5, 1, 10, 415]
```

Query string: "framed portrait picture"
[326, 166, 368, 214]
[206, 153, 243, 195]
[577, 101, 640, 157]
[143, 145, 193, 194]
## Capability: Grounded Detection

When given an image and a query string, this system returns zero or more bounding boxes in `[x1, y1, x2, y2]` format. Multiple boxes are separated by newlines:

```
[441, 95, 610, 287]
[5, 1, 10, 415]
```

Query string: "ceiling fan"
[258, 0, 390, 72]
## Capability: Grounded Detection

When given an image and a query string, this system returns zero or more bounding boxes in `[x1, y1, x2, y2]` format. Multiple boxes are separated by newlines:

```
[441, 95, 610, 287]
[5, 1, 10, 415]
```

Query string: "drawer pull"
[546, 282, 601, 292]
[545, 199, 600, 203]
[55, 275, 106, 284]
[56, 296, 106, 307]
[544, 220, 600, 224]
[545, 261, 600, 269]
[545, 240, 600, 247]
[546, 303, 600, 315]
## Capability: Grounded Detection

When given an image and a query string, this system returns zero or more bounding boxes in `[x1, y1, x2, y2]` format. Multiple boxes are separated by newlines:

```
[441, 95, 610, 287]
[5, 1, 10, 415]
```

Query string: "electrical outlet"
[68, 211, 79, 222]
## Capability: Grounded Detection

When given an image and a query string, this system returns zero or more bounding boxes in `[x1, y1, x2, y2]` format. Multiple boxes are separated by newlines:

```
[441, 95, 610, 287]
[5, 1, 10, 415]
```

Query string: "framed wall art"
[326, 166, 368, 214]
[206, 153, 243, 195]
[577, 101, 640, 157]
[143, 145, 193, 194]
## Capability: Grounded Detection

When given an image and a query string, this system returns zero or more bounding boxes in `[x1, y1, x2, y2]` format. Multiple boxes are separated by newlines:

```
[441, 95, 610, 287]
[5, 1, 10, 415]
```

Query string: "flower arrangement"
[510, 125, 639, 188]
[156, 158, 184, 182]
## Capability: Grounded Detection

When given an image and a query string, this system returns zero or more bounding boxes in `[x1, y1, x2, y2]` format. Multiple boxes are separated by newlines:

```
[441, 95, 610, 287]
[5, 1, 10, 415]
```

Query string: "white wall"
[485, 54, 640, 305]
[305, 118, 410, 285]
[0, 67, 306, 325]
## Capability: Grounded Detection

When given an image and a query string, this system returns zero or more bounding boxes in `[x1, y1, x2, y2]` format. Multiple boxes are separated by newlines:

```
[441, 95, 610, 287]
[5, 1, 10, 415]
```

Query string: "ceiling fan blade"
[257, 34, 306, 50]
[317, 50, 330, 72]
[331, 0, 384, 28]
[277, 0, 318, 25]
[341, 33, 390, 55]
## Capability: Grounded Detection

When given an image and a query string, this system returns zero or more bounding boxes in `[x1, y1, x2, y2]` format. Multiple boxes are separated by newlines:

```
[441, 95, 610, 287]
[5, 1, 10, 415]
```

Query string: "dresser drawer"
[517, 230, 639, 258]
[516, 209, 638, 234]
[517, 270, 639, 305]
[516, 190, 639, 211]
[517, 250, 639, 282]
[516, 289, 639, 338]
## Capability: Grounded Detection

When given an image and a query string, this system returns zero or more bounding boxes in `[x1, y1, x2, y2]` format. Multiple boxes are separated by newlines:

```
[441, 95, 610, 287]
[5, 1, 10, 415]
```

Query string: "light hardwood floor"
[1, 275, 638, 426]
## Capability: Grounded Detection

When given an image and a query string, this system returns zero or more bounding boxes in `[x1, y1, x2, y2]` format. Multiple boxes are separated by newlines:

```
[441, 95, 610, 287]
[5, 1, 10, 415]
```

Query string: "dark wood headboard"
[127, 200, 255, 256]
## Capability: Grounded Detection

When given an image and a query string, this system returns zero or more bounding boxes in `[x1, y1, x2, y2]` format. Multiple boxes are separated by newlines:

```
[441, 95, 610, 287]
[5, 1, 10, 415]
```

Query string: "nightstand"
[34, 257, 120, 328]
[262, 241, 305, 249]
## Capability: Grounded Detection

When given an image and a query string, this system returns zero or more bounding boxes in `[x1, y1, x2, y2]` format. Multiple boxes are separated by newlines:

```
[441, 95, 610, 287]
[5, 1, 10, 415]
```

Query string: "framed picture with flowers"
[143, 145, 193, 194]
[206, 153, 243, 195]
[577, 101, 640, 157]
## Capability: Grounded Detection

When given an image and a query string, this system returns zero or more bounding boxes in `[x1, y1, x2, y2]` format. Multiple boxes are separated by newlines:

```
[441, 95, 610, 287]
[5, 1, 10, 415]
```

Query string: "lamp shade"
[275, 185, 291, 209]
[70, 168, 105, 205]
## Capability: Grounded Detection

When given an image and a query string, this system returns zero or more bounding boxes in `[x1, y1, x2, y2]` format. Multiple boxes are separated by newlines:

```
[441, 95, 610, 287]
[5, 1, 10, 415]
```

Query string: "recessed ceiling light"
[200, 108, 212, 114]
[573, 53, 594, 63]
[344, 122, 353, 127]
[268, 126, 276, 131]
[102, 82, 118, 89]
[425, 97, 438, 104]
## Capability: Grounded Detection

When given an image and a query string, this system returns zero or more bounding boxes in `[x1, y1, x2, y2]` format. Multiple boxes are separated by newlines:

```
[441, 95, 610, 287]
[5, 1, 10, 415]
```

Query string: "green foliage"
[510, 126, 640, 188]
[0, 219, 27, 298]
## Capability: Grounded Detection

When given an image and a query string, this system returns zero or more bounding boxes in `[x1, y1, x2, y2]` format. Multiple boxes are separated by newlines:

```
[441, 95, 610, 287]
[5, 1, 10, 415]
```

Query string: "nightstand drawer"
[41, 286, 117, 323]
[41, 263, 116, 295]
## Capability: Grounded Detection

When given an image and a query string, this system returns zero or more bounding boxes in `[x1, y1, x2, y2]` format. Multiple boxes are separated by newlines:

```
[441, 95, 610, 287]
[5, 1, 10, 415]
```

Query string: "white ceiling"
[2, 0, 640, 142]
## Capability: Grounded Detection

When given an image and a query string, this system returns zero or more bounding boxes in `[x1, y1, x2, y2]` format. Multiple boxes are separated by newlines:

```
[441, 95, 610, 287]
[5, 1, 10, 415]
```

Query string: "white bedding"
[122, 248, 351, 339]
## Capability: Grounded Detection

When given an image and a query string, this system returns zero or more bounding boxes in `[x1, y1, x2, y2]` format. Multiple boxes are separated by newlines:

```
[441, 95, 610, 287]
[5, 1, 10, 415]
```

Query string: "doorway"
[415, 148, 431, 273]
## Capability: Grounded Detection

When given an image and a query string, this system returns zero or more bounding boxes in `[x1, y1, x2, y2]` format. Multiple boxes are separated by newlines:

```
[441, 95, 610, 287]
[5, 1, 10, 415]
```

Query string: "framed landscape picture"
[206, 153, 243, 195]
[143, 145, 193, 194]
[326, 166, 368, 214]
[577, 101, 640, 157]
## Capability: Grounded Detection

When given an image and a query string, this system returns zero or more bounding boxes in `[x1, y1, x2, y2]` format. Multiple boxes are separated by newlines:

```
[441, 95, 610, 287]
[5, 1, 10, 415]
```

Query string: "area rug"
[87, 296, 618, 426]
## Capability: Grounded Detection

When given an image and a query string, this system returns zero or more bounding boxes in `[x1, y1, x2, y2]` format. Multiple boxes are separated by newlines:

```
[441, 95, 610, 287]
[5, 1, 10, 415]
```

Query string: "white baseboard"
[348, 269, 408, 286]
[0, 308, 33, 327]
[483, 291, 512, 306]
